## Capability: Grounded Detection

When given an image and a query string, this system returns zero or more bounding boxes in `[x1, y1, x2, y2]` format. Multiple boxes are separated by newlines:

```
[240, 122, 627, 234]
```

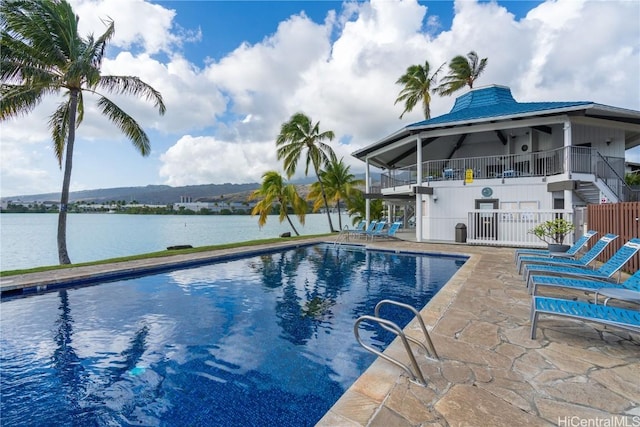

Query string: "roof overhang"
[352, 103, 640, 169]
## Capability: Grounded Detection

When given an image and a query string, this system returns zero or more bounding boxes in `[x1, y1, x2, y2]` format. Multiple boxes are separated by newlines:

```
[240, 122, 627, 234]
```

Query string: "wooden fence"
[587, 202, 640, 274]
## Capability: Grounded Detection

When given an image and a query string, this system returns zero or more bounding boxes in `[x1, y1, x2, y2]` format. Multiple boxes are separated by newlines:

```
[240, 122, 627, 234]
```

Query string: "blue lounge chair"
[531, 267, 640, 300]
[350, 220, 377, 239]
[518, 233, 616, 274]
[526, 238, 640, 290]
[370, 221, 401, 240]
[346, 221, 366, 239]
[530, 296, 640, 339]
[365, 221, 386, 240]
[514, 230, 597, 262]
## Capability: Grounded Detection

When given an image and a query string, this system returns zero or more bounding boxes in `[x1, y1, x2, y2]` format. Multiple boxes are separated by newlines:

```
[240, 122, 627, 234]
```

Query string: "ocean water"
[0, 213, 347, 271]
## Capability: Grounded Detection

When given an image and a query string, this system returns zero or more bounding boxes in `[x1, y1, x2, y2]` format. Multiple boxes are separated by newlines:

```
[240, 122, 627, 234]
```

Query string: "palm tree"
[307, 158, 363, 230]
[437, 51, 488, 96]
[276, 112, 337, 232]
[0, 0, 166, 264]
[625, 172, 640, 186]
[346, 190, 384, 225]
[249, 171, 307, 236]
[394, 60, 445, 120]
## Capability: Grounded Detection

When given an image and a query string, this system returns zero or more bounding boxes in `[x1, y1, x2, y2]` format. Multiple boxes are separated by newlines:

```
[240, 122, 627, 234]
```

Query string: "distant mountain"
[2, 183, 261, 205]
[2, 173, 379, 205]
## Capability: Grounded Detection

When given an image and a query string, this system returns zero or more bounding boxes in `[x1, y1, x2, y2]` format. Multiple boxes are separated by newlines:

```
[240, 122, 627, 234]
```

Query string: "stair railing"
[592, 151, 638, 201]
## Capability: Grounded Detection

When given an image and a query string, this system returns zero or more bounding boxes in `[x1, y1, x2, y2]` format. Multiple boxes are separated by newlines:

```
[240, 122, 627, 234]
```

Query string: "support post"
[365, 159, 371, 225]
[415, 136, 423, 242]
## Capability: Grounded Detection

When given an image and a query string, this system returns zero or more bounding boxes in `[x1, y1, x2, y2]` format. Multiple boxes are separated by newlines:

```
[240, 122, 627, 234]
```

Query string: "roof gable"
[408, 85, 592, 128]
[449, 85, 517, 113]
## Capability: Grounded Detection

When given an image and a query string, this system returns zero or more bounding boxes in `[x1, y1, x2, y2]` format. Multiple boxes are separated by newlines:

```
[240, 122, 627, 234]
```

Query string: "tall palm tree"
[394, 60, 445, 120]
[276, 112, 337, 232]
[249, 171, 307, 236]
[0, 0, 166, 264]
[307, 158, 363, 230]
[437, 51, 488, 96]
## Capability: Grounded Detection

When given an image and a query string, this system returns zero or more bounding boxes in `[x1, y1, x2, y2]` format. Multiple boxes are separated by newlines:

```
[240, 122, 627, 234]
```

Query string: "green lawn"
[0, 234, 332, 277]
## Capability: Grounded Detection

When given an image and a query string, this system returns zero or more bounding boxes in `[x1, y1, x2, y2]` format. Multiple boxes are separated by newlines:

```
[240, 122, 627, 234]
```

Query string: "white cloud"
[1, 0, 638, 196]
[71, 0, 191, 55]
[101, 52, 227, 133]
[159, 135, 278, 186]
[514, 0, 640, 105]
[628, 146, 640, 164]
[0, 142, 59, 196]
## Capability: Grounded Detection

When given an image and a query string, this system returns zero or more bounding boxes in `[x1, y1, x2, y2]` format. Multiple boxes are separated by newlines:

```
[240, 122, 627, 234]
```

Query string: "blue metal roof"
[408, 85, 592, 128]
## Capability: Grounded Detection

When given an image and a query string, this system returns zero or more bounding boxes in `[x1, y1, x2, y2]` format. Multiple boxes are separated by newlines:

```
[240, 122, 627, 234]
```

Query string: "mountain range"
[2, 183, 262, 205]
[2, 173, 378, 205]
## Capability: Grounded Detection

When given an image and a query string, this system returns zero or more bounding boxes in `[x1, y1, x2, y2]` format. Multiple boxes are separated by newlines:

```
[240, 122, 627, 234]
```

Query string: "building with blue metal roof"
[352, 85, 640, 244]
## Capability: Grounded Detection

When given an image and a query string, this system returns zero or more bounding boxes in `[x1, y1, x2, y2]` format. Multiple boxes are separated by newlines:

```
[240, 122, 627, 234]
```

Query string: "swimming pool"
[1, 243, 466, 426]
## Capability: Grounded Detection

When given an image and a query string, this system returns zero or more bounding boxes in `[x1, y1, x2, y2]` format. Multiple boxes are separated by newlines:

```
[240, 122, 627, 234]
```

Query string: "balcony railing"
[379, 146, 638, 201]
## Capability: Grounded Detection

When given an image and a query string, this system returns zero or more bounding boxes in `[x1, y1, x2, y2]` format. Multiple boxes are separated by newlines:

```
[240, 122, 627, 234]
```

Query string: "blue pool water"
[0, 244, 466, 426]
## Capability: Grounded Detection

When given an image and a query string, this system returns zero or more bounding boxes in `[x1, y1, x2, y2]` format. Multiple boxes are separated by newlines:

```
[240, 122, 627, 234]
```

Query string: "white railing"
[466, 210, 574, 247]
[379, 147, 638, 201]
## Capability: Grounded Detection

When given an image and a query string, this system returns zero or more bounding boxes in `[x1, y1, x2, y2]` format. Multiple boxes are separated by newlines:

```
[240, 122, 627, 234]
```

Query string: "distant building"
[174, 200, 256, 213]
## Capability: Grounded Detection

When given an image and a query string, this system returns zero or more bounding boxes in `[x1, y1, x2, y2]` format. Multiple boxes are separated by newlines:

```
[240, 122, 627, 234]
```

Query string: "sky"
[1, 0, 639, 197]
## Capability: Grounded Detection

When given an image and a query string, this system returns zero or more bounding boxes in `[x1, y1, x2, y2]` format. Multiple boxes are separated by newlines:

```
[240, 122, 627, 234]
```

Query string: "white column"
[365, 159, 370, 225]
[415, 136, 423, 242]
[563, 120, 572, 177]
[563, 121, 573, 238]
[564, 190, 573, 208]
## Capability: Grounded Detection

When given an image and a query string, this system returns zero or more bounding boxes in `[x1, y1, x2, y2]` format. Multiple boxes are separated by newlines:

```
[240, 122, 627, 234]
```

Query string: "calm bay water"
[0, 213, 346, 271]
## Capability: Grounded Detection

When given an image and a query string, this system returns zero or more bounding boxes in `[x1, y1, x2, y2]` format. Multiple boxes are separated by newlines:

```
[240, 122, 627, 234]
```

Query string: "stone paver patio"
[2, 237, 638, 426]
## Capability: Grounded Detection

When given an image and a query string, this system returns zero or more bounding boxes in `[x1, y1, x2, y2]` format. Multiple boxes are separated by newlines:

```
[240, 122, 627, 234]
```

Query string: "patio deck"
[1, 237, 638, 426]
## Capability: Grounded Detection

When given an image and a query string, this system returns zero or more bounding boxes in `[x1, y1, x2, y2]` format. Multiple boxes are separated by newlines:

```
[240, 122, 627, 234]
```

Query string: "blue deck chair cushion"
[526, 238, 640, 289]
[365, 221, 386, 239]
[370, 221, 402, 240]
[514, 230, 597, 262]
[518, 233, 616, 274]
[530, 296, 640, 339]
[531, 268, 640, 296]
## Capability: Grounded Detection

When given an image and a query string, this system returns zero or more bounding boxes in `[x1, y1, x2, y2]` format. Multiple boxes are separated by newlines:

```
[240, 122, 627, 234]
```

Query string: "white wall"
[420, 177, 552, 241]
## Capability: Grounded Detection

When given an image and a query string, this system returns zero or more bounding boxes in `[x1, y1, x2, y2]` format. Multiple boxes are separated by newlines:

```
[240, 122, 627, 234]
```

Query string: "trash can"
[455, 223, 467, 243]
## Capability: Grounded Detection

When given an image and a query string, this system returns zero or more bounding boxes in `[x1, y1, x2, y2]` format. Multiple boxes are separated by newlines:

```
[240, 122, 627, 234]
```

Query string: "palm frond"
[0, 83, 46, 119]
[96, 96, 150, 155]
[437, 51, 488, 95]
[76, 90, 84, 125]
[91, 18, 115, 68]
[394, 61, 443, 119]
[48, 100, 71, 167]
[98, 75, 166, 114]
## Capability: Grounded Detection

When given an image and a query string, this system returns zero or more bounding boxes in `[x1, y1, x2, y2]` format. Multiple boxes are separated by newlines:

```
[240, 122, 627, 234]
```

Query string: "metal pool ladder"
[354, 299, 438, 387]
[333, 226, 351, 247]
